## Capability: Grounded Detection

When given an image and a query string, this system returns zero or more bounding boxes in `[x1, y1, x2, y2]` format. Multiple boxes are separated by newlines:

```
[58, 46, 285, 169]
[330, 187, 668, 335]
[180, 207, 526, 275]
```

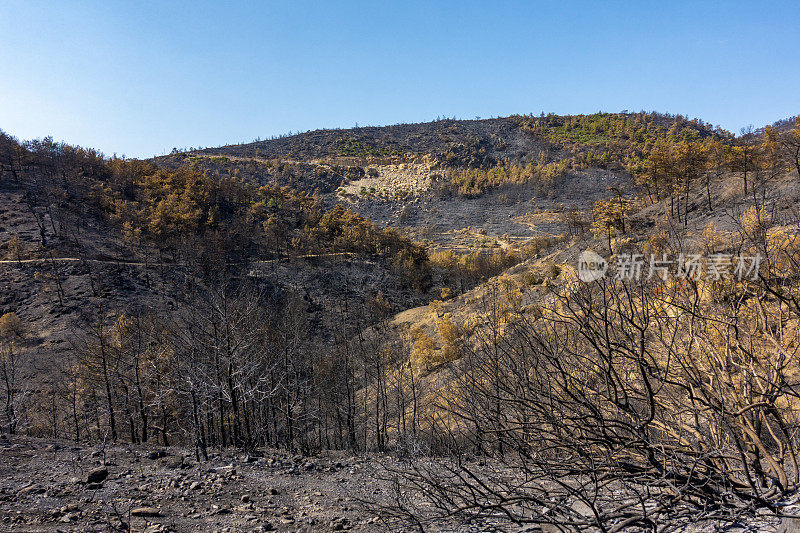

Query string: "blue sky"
[1, 1, 798, 158]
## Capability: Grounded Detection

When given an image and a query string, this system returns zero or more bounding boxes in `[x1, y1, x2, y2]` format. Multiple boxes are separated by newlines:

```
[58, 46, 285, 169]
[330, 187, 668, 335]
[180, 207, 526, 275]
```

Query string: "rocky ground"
[0, 435, 402, 533]
[4, 435, 800, 533]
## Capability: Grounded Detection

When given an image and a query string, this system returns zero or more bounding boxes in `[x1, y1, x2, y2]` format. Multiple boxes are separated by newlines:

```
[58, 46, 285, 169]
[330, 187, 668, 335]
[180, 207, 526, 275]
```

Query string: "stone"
[17, 485, 45, 495]
[86, 466, 108, 483]
[131, 507, 161, 517]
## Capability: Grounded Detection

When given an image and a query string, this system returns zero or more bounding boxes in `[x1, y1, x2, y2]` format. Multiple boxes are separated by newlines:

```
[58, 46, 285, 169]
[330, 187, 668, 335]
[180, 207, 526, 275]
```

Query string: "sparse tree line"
[0, 275, 459, 460]
[0, 256, 427, 457]
[577, 116, 800, 253]
[632, 121, 800, 219]
[443, 112, 800, 200]
[440, 111, 720, 199]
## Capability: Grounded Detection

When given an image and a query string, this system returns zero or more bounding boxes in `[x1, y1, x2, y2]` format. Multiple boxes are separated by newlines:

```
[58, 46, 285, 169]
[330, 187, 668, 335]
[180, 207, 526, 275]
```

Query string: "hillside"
[155, 112, 722, 250]
[171, 118, 539, 166]
[2, 112, 800, 531]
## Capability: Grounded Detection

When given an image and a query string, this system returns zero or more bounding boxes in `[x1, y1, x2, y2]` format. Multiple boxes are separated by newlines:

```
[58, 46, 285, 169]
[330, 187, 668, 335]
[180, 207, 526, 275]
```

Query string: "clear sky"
[1, 1, 798, 158]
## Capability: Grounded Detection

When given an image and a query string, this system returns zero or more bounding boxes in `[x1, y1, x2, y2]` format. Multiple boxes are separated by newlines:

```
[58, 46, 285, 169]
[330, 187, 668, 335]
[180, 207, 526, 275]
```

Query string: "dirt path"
[0, 258, 148, 266]
[0, 253, 359, 268]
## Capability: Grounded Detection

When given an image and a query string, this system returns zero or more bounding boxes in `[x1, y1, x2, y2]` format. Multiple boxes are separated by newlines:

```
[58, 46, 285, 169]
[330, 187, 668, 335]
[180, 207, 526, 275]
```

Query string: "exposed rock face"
[338, 163, 434, 201]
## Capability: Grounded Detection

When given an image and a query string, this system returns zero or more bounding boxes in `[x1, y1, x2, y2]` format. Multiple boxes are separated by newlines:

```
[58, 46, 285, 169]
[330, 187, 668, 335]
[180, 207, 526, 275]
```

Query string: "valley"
[2, 112, 800, 531]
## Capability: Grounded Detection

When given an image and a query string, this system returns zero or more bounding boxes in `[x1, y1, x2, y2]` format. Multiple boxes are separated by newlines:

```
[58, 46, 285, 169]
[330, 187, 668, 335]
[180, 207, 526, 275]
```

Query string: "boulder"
[86, 466, 108, 483]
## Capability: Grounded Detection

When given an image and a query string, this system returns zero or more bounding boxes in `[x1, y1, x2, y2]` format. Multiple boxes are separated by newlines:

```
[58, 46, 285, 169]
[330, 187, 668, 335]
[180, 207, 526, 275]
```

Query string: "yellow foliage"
[5, 236, 22, 261]
[436, 316, 461, 363]
[0, 313, 23, 339]
[121, 221, 142, 243]
[768, 227, 800, 276]
[498, 274, 523, 312]
[461, 314, 483, 337]
[643, 231, 669, 256]
[429, 249, 456, 270]
[740, 206, 771, 242]
[410, 326, 439, 370]
[701, 221, 726, 252]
